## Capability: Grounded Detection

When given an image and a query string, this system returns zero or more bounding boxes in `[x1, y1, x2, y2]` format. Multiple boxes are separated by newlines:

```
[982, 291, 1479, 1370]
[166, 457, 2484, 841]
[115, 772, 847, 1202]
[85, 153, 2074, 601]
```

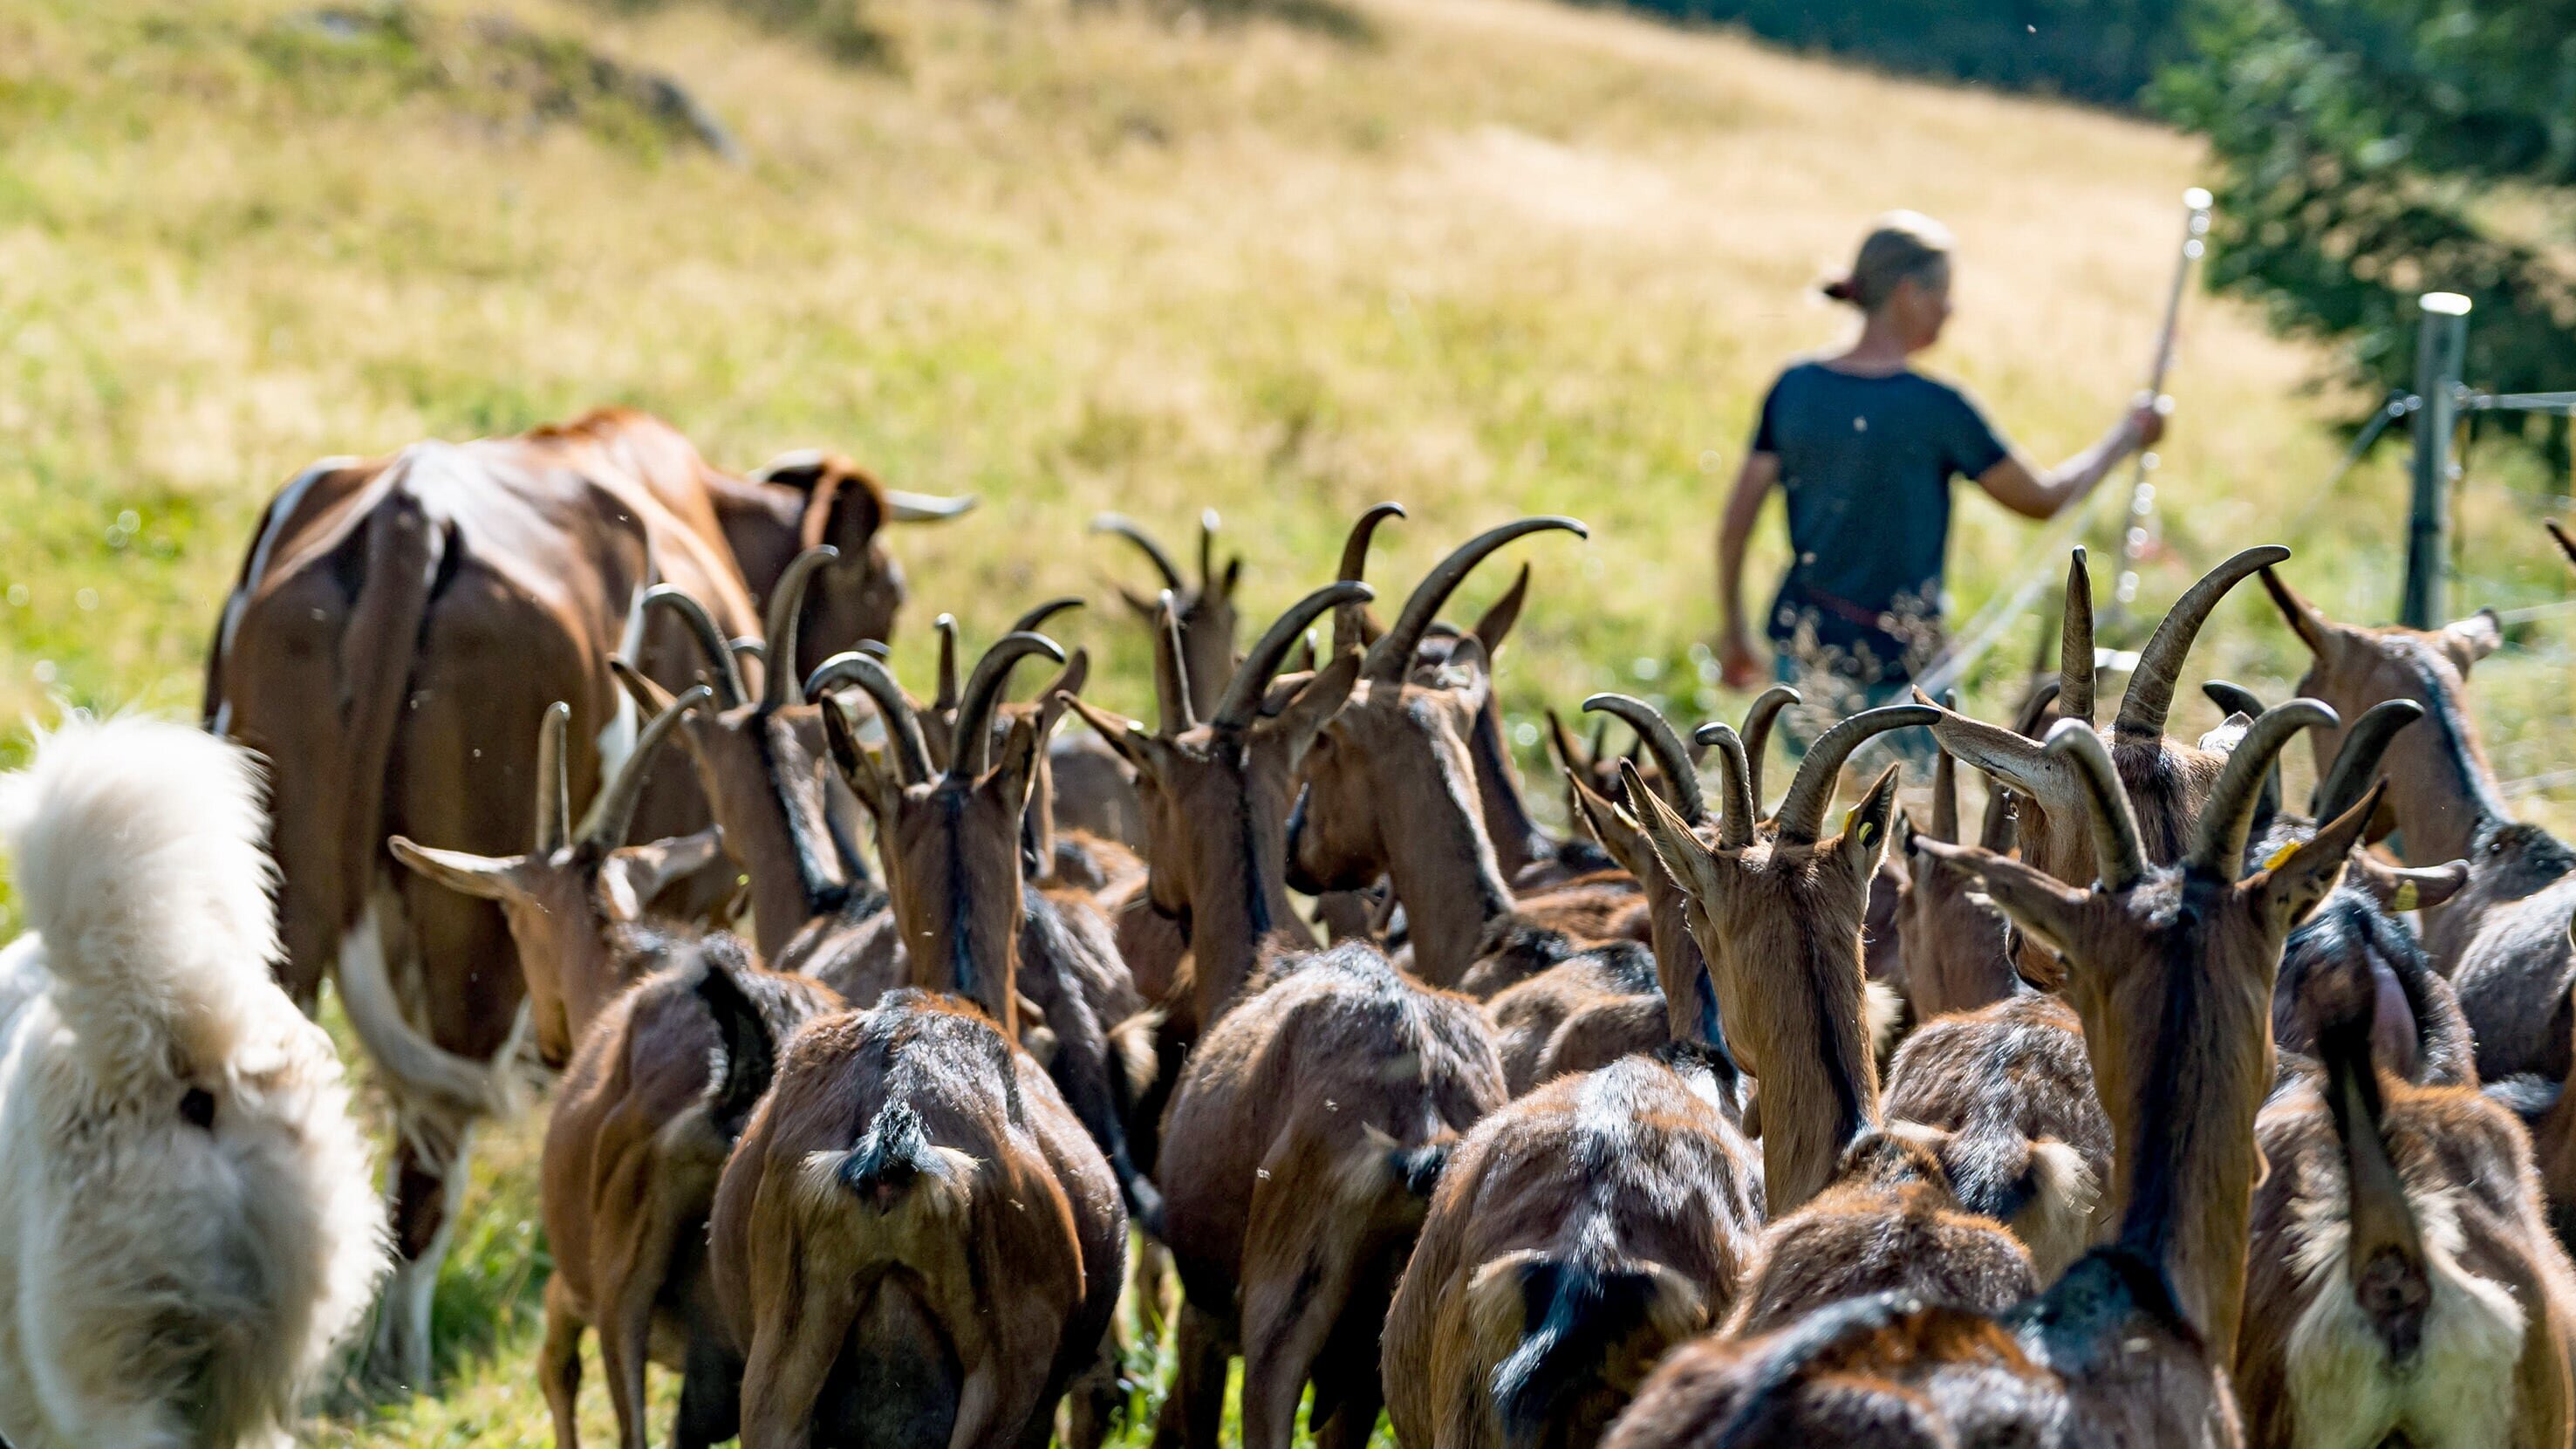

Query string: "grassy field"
[5, 0, 2575, 1441]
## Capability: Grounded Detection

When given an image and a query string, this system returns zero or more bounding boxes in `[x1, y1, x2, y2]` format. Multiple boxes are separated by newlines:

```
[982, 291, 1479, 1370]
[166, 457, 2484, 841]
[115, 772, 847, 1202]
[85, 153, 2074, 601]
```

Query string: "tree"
[2156, 0, 2576, 446]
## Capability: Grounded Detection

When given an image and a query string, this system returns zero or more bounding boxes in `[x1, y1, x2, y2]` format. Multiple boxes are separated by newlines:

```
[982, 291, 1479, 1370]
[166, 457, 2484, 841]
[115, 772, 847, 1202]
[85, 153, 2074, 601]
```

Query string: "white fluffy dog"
[0, 715, 387, 1448]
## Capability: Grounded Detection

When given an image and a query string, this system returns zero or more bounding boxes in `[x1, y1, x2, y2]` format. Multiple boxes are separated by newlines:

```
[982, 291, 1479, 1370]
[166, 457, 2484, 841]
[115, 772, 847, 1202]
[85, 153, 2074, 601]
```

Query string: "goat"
[1919, 543, 2286, 889]
[1602, 701, 2373, 1448]
[2235, 920, 2576, 1449]
[1154, 941, 1508, 1449]
[1382, 1047, 1764, 1449]
[806, 638, 1165, 1232]
[387, 696, 836, 1449]
[1484, 939, 1673, 1098]
[1891, 735, 2024, 1021]
[0, 716, 386, 1446]
[706, 986, 1126, 1449]
[1286, 516, 1599, 990]
[2259, 565, 2576, 1087]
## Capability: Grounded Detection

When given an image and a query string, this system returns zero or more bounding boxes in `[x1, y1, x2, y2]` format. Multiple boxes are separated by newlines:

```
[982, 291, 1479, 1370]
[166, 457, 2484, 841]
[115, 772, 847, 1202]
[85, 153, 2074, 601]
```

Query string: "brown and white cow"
[202, 407, 966, 1386]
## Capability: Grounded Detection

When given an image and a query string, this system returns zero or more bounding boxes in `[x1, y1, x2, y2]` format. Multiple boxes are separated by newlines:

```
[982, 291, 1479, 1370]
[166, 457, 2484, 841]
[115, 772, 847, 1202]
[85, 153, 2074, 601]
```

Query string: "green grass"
[3, 0, 2573, 1442]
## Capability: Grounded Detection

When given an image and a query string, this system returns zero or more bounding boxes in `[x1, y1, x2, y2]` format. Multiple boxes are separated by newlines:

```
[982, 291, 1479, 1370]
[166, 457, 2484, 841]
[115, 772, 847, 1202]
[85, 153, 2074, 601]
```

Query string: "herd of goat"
[5, 403, 2576, 1449]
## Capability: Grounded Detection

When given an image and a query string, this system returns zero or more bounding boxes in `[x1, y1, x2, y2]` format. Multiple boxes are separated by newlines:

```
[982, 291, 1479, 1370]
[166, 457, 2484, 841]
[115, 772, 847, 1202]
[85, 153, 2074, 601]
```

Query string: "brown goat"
[1154, 941, 1508, 1449]
[1382, 1048, 1764, 1449]
[1891, 739, 2025, 1022]
[2259, 566, 2576, 1087]
[389, 699, 837, 1449]
[706, 987, 1125, 1449]
[1921, 544, 2286, 889]
[1602, 703, 2371, 1449]
[2236, 928, 2576, 1449]
[1484, 940, 1673, 1098]
[804, 638, 1165, 1232]
[1291, 517, 1638, 996]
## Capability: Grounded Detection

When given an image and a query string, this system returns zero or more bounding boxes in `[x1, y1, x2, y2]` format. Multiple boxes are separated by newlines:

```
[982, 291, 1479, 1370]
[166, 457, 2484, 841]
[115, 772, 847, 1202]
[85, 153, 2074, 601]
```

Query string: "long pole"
[2401, 291, 2471, 628]
[2102, 187, 2213, 632]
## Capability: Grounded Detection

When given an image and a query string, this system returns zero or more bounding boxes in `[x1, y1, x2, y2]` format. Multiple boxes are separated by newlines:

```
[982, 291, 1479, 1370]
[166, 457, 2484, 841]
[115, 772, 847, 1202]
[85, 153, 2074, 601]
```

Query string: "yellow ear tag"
[2391, 879, 2419, 913]
[1854, 820, 1878, 849]
[2262, 841, 2300, 873]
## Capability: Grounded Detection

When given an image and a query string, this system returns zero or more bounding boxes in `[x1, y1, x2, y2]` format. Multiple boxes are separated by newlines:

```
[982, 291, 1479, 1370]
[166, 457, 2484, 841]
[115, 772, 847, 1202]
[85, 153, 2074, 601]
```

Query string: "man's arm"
[1717, 451, 1780, 688]
[1975, 402, 2167, 520]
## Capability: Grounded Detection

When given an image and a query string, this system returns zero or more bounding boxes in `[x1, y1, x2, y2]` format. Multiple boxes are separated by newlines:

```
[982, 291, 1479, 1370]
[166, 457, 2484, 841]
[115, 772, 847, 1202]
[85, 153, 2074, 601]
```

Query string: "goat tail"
[696, 955, 781, 1139]
[1471, 1251, 1706, 1448]
[834, 1100, 977, 1222]
[0, 714, 284, 1083]
[1929, 1126, 2100, 1278]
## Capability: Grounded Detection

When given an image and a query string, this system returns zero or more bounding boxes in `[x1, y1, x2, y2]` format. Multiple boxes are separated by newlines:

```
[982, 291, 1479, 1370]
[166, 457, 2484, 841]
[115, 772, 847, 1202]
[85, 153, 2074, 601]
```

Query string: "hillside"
[4, 0, 2574, 1441]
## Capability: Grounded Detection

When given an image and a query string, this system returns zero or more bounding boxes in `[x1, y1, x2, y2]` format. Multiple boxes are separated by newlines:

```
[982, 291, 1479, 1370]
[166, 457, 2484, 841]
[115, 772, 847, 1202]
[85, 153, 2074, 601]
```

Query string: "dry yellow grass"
[3, 0, 2573, 1440]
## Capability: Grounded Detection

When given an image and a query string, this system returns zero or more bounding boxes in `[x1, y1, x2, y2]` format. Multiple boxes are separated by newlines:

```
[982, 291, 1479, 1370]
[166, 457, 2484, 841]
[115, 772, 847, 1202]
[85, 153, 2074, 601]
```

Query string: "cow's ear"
[796, 459, 891, 557]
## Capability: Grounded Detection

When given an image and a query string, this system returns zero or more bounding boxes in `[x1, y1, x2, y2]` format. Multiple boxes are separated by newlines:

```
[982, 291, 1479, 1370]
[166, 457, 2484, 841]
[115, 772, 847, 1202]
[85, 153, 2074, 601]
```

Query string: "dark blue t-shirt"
[1751, 362, 2010, 683]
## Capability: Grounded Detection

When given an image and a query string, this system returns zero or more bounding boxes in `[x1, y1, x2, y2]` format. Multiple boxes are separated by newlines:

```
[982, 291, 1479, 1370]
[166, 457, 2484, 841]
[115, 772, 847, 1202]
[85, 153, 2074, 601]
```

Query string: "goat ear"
[2347, 856, 2470, 914]
[1062, 694, 1158, 778]
[388, 836, 531, 902]
[2252, 782, 2382, 930]
[1835, 764, 1903, 875]
[2440, 609, 2503, 673]
[1568, 772, 1653, 880]
[1266, 646, 1362, 763]
[1623, 760, 1720, 907]
[823, 701, 902, 822]
[605, 826, 726, 916]
[992, 715, 1044, 817]
[1913, 838, 2095, 963]
[1471, 564, 1531, 658]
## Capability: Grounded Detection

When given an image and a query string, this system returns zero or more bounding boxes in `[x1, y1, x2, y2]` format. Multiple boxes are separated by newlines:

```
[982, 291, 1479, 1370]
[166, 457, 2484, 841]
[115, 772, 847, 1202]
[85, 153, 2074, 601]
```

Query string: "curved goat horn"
[885, 490, 976, 523]
[2043, 717, 2149, 892]
[1929, 691, 1960, 844]
[2191, 701, 2338, 880]
[761, 546, 839, 711]
[1092, 514, 1185, 591]
[1692, 722, 1757, 848]
[1334, 502, 1407, 653]
[576, 684, 713, 852]
[1363, 517, 1585, 684]
[2060, 548, 2097, 727]
[1010, 596, 1085, 636]
[2202, 680, 2279, 829]
[644, 585, 748, 708]
[1212, 582, 1374, 730]
[951, 632, 1066, 782]
[2113, 544, 2292, 740]
[1739, 685, 1799, 817]
[805, 651, 932, 786]
[1773, 704, 1938, 844]
[534, 701, 571, 854]
[2012, 680, 2063, 739]
[933, 614, 961, 714]
[2313, 698, 2422, 823]
[1584, 694, 1704, 826]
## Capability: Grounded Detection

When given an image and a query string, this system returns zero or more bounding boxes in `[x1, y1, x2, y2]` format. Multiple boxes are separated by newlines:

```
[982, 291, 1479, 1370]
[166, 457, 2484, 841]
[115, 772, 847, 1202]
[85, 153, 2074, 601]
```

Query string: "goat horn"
[2203, 680, 2280, 829]
[2548, 519, 2576, 571]
[1364, 516, 1586, 683]
[2060, 548, 2097, 727]
[1584, 694, 1704, 826]
[885, 489, 976, 522]
[760, 546, 840, 710]
[1152, 591, 1196, 736]
[1930, 693, 1960, 844]
[1334, 502, 1407, 653]
[805, 651, 932, 786]
[1010, 596, 1086, 636]
[2012, 679, 2062, 738]
[1199, 509, 1221, 592]
[534, 701, 571, 854]
[933, 614, 961, 714]
[2043, 717, 2149, 892]
[1773, 704, 1937, 844]
[2113, 544, 2292, 739]
[1212, 582, 1375, 730]
[576, 684, 714, 852]
[2190, 700, 2338, 881]
[1739, 685, 1799, 817]
[2313, 698, 2422, 823]
[644, 585, 748, 708]
[1092, 514, 1185, 591]
[952, 632, 1066, 781]
[1691, 722, 1757, 847]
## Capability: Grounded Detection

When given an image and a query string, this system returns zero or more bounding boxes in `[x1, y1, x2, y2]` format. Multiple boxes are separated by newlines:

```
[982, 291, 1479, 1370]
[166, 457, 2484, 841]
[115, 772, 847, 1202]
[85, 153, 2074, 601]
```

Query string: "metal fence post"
[2402, 291, 2472, 628]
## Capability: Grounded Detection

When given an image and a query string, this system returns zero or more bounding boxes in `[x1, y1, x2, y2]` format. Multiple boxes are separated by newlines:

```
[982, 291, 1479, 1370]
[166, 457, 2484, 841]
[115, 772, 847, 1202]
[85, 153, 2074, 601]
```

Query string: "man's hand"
[1719, 629, 1764, 690]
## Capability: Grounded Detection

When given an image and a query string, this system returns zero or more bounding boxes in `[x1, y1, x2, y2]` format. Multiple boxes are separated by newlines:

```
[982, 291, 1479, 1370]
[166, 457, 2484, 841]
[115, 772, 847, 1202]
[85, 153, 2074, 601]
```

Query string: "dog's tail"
[0, 714, 284, 1084]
